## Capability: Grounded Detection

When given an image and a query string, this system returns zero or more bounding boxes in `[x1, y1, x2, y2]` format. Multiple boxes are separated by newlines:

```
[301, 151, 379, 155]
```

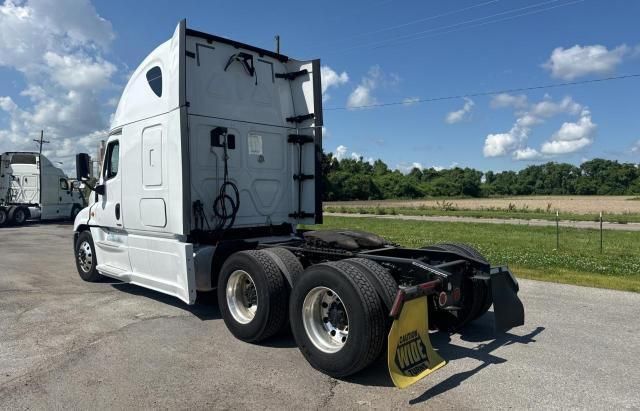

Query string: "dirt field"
[325, 196, 640, 215]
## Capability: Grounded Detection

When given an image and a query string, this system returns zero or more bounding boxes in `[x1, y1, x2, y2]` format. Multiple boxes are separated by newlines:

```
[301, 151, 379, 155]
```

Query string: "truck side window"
[60, 178, 69, 190]
[146, 66, 162, 97]
[104, 141, 120, 180]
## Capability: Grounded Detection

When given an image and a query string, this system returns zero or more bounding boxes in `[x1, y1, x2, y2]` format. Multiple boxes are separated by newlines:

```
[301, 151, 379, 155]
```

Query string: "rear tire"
[75, 231, 102, 282]
[217, 250, 289, 342]
[341, 258, 397, 314]
[262, 247, 304, 285]
[289, 261, 386, 377]
[0, 208, 8, 227]
[425, 242, 488, 264]
[9, 206, 28, 225]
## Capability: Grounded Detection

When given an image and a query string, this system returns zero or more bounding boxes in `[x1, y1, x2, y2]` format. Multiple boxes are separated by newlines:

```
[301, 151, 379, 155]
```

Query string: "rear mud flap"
[388, 296, 446, 389]
[490, 267, 525, 332]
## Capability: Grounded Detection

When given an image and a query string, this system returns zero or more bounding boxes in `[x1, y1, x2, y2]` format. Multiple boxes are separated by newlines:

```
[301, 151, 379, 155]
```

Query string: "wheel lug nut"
[330, 330, 336, 336]
[321, 302, 328, 308]
[323, 317, 329, 323]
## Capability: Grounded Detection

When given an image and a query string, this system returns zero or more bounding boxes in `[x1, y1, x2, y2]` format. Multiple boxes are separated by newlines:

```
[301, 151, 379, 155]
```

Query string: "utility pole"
[275, 35, 280, 54]
[33, 130, 50, 154]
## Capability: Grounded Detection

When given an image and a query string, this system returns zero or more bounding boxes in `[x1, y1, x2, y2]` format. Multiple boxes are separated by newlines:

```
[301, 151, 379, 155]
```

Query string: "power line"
[327, 0, 579, 55]
[373, 0, 584, 50]
[333, 0, 499, 43]
[325, 73, 640, 111]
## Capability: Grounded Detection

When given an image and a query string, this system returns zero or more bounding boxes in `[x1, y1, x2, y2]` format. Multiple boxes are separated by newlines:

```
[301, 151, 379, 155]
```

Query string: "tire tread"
[328, 261, 386, 375]
[242, 250, 289, 341]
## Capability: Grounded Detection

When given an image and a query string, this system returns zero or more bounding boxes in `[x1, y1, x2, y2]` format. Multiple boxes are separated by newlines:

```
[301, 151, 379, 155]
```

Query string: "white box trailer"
[73, 20, 523, 384]
[0, 152, 84, 226]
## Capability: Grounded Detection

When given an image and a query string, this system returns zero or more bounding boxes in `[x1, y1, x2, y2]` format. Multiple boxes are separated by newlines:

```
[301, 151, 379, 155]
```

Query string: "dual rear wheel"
[217, 251, 396, 377]
[0, 206, 29, 227]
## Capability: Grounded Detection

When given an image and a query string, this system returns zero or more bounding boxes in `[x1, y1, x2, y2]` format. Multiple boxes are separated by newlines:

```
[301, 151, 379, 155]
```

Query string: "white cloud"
[529, 96, 581, 118]
[540, 110, 596, 155]
[632, 140, 640, 154]
[513, 147, 542, 160]
[445, 97, 474, 124]
[350, 152, 374, 164]
[44, 52, 117, 91]
[347, 65, 394, 109]
[396, 162, 462, 173]
[402, 97, 420, 106]
[483, 132, 518, 157]
[396, 162, 424, 174]
[543, 44, 630, 80]
[333, 145, 373, 164]
[320, 65, 348, 102]
[0, 96, 18, 112]
[335, 145, 348, 160]
[0, 0, 114, 69]
[491, 93, 527, 109]
[0, 0, 118, 174]
[483, 95, 594, 160]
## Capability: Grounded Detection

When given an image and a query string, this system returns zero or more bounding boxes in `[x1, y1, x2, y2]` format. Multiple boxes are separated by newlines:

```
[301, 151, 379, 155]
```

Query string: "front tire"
[217, 250, 289, 342]
[290, 261, 385, 377]
[75, 231, 102, 282]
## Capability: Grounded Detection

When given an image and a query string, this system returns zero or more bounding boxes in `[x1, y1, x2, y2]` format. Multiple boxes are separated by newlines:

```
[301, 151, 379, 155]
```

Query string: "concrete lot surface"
[1, 223, 639, 409]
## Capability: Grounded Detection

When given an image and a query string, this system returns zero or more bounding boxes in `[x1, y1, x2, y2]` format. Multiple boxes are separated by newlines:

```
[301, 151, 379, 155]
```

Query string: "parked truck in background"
[0, 152, 85, 227]
[73, 20, 524, 386]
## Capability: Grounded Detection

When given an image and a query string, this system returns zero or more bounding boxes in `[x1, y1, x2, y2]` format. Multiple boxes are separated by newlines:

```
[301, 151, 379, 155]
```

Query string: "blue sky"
[1, 0, 639, 173]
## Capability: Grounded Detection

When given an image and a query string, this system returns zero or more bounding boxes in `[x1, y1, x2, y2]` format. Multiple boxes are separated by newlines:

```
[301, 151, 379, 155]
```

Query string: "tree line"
[321, 153, 640, 201]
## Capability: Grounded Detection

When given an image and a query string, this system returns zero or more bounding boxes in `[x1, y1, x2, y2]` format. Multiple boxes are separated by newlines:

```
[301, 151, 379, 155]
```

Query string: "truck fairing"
[103, 20, 322, 239]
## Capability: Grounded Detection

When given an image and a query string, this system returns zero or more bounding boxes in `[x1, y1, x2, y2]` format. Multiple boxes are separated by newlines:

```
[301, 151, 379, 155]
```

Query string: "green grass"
[324, 205, 640, 224]
[305, 216, 640, 293]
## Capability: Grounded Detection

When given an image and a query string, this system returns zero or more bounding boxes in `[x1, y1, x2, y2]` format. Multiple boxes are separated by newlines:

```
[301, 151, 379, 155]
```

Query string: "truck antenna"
[33, 130, 50, 154]
[275, 35, 280, 54]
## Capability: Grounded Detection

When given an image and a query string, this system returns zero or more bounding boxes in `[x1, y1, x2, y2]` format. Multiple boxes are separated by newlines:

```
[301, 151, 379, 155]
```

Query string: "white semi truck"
[0, 151, 84, 226]
[73, 20, 524, 385]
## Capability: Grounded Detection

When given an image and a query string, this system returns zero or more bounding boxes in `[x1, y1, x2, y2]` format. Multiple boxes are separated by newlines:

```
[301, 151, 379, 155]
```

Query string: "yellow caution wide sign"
[388, 296, 446, 389]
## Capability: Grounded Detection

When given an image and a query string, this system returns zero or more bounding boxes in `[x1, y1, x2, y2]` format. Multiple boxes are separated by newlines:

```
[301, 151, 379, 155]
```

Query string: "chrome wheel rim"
[302, 287, 349, 353]
[226, 270, 258, 324]
[77, 241, 93, 273]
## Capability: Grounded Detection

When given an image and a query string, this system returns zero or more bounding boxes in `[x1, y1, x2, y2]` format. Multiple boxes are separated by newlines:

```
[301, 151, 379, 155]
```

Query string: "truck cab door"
[91, 137, 132, 277]
[58, 178, 72, 215]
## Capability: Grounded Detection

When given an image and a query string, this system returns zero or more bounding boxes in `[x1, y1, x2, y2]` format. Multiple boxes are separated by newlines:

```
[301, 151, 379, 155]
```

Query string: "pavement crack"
[320, 377, 339, 408]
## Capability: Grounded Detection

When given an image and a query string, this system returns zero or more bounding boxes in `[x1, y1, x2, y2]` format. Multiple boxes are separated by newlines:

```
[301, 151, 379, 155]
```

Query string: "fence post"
[556, 210, 560, 250]
[600, 211, 603, 254]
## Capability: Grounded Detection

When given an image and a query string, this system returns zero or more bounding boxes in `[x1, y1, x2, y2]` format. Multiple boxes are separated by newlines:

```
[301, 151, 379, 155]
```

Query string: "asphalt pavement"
[0, 223, 638, 409]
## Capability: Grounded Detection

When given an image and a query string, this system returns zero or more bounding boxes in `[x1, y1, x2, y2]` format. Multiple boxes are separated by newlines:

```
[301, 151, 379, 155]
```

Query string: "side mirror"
[94, 184, 106, 196]
[76, 153, 91, 181]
